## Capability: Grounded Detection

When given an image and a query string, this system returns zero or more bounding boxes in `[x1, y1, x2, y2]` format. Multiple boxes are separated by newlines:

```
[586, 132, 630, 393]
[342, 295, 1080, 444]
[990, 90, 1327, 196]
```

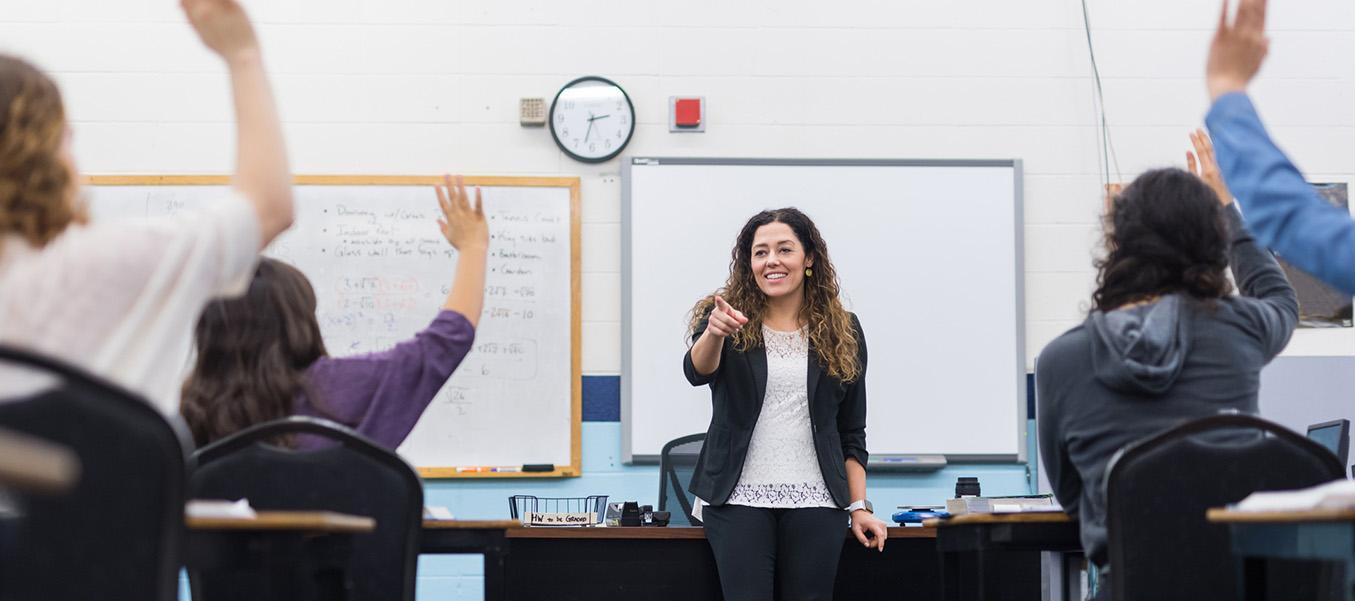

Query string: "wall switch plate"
[520, 97, 547, 126]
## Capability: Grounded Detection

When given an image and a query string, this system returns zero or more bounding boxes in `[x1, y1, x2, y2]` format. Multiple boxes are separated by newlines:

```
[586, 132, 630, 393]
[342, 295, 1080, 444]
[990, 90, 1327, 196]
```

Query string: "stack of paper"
[185, 498, 256, 519]
[1233, 480, 1355, 513]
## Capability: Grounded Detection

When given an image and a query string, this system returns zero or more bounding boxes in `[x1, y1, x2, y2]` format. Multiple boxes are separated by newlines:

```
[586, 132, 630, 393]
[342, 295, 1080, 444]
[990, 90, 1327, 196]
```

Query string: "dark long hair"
[688, 207, 860, 382]
[1093, 168, 1233, 311]
[181, 258, 331, 447]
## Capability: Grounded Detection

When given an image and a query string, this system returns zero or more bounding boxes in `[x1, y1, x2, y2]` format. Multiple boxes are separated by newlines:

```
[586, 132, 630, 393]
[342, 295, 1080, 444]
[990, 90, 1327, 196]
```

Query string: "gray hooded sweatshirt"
[1035, 205, 1297, 567]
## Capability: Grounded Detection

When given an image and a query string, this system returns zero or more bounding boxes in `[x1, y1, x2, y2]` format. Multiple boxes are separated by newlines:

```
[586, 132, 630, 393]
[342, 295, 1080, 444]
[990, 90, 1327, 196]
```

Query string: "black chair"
[657, 433, 705, 526]
[1103, 414, 1345, 601]
[0, 344, 190, 601]
[188, 416, 423, 601]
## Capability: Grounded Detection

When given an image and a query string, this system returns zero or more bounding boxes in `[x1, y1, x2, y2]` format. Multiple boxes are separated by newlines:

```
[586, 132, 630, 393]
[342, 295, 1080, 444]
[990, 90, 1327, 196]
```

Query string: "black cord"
[1081, 0, 1123, 190]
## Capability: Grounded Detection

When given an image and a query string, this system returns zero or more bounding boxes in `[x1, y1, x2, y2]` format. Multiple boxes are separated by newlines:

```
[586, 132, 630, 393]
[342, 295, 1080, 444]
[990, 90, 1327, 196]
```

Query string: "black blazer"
[682, 312, 868, 508]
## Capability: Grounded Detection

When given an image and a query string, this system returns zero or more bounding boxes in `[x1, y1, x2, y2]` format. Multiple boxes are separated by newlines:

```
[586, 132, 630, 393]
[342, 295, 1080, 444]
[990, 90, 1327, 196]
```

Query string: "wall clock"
[549, 76, 635, 163]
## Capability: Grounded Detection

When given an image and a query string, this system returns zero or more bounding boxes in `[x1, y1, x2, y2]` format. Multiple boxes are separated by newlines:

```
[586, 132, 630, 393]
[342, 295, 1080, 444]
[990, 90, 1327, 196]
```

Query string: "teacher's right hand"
[705, 296, 749, 339]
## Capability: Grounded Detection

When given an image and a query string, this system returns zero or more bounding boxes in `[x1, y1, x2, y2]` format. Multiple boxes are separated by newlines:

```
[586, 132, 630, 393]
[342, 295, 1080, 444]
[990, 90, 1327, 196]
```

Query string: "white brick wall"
[5, 0, 1355, 369]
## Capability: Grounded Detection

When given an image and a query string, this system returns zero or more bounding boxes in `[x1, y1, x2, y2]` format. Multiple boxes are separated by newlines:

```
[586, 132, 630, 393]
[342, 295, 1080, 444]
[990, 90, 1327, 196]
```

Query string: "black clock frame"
[549, 75, 636, 164]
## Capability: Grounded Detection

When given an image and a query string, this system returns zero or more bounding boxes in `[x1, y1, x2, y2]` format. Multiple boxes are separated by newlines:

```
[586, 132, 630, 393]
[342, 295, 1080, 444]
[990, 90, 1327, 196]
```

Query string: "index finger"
[1236, 0, 1267, 33]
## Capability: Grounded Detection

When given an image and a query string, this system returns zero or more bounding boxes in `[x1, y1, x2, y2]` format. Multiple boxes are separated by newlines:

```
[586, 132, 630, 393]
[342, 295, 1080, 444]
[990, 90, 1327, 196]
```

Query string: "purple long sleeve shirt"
[294, 310, 476, 450]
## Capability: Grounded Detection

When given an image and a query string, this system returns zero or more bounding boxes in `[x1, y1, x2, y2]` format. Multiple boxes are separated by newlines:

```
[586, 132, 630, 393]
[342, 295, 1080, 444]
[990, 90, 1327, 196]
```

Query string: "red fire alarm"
[669, 96, 705, 132]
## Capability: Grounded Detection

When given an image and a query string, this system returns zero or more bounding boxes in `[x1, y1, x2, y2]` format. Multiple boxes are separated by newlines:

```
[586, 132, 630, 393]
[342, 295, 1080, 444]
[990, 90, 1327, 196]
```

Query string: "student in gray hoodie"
[1036, 135, 1297, 596]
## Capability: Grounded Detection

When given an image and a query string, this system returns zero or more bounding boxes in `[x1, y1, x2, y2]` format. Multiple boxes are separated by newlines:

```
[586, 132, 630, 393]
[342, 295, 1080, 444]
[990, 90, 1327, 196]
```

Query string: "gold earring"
[805, 268, 813, 277]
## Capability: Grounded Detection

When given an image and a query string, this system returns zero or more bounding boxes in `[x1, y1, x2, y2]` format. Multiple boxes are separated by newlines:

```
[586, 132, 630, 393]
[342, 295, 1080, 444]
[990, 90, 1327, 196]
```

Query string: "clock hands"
[583, 112, 611, 143]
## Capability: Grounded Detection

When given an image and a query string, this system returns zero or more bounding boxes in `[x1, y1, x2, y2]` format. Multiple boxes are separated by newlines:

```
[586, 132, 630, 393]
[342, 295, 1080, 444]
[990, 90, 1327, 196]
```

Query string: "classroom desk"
[925, 512, 1082, 601]
[421, 521, 955, 601]
[0, 427, 78, 494]
[186, 510, 376, 601]
[1208, 507, 1355, 601]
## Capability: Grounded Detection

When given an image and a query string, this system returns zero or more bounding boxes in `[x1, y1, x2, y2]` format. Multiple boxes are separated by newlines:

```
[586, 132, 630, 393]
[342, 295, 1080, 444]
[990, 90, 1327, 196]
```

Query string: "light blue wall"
[180, 420, 1037, 600]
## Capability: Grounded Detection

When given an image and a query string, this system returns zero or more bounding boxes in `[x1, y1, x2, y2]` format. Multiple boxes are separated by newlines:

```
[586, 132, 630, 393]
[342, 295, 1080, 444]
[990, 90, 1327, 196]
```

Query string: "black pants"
[702, 504, 848, 601]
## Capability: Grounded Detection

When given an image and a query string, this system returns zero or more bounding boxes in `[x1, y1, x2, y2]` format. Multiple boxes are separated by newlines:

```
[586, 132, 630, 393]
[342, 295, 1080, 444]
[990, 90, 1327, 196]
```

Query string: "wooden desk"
[928, 512, 1082, 601]
[0, 428, 78, 495]
[1208, 507, 1355, 601]
[421, 521, 941, 601]
[186, 510, 376, 601]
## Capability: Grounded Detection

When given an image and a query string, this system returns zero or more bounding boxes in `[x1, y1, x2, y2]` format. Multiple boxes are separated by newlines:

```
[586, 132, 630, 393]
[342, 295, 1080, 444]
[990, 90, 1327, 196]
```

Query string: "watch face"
[549, 76, 634, 163]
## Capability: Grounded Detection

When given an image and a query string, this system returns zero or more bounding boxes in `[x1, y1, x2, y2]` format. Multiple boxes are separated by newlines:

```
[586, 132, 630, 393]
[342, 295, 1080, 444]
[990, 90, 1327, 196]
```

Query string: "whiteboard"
[87, 176, 581, 478]
[622, 158, 1025, 462]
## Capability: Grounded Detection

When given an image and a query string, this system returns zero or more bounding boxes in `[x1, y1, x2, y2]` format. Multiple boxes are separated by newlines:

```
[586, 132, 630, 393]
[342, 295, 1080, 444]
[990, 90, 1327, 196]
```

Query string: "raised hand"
[705, 295, 749, 339]
[1186, 128, 1234, 206]
[1206, 0, 1269, 100]
[435, 175, 489, 252]
[182, 0, 260, 65]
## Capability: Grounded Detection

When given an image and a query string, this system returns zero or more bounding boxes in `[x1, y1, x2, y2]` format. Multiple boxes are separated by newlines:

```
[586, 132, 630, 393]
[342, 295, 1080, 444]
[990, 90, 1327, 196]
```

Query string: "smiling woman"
[681, 207, 887, 601]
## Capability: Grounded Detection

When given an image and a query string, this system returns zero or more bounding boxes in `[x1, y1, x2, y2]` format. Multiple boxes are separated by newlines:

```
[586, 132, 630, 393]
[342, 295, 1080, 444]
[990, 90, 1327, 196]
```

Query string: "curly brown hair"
[688, 207, 861, 382]
[0, 55, 78, 249]
[1093, 168, 1233, 311]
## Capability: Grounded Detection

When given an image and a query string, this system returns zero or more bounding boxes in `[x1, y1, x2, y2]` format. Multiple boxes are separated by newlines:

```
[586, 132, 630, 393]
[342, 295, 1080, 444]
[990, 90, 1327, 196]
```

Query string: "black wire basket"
[508, 495, 609, 527]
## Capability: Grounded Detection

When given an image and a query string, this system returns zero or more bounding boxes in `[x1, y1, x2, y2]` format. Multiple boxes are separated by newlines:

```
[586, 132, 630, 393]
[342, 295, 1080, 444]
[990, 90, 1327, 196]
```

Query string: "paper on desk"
[1233, 479, 1355, 512]
[423, 506, 455, 520]
[186, 498, 256, 519]
[991, 503, 1065, 514]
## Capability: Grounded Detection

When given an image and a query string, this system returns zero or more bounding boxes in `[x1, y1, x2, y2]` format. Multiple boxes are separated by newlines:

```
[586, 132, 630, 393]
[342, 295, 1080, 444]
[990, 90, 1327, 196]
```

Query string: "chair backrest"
[1104, 414, 1344, 601]
[0, 344, 190, 601]
[188, 416, 423, 601]
[657, 433, 705, 526]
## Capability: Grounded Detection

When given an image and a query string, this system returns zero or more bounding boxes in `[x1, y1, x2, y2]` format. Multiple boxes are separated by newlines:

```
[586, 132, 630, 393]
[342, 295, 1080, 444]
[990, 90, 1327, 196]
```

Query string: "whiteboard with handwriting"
[87, 176, 581, 478]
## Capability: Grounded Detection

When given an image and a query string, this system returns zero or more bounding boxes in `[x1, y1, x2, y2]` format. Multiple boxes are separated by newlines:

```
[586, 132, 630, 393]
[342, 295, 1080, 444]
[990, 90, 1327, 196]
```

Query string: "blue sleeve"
[1206, 92, 1355, 295]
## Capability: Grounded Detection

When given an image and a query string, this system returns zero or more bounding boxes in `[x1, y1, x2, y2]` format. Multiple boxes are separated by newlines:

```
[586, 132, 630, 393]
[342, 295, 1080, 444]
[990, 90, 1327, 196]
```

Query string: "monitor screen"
[1306, 420, 1350, 465]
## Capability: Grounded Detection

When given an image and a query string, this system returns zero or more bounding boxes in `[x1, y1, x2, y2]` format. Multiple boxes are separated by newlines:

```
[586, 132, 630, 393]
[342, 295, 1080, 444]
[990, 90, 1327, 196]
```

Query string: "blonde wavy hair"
[0, 55, 79, 249]
[688, 207, 861, 382]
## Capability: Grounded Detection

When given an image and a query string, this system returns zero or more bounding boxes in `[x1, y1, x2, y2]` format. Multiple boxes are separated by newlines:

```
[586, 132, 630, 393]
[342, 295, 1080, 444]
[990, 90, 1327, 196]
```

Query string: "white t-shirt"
[0, 196, 262, 414]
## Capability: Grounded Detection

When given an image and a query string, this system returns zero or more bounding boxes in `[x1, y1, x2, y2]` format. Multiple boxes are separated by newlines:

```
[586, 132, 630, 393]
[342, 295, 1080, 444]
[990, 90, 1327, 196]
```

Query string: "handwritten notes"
[88, 180, 577, 473]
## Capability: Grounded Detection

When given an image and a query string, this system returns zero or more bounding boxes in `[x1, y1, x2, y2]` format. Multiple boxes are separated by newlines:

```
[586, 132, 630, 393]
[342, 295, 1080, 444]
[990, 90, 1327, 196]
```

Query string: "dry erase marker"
[456, 466, 486, 473]
[490, 467, 521, 473]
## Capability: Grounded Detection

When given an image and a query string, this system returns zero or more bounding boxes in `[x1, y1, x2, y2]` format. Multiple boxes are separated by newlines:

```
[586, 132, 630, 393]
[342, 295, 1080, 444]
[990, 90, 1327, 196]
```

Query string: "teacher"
[683, 207, 887, 601]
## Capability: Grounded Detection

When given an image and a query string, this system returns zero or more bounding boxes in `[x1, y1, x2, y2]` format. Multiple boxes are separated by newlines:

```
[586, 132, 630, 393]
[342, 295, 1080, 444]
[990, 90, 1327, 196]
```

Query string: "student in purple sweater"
[180, 175, 487, 449]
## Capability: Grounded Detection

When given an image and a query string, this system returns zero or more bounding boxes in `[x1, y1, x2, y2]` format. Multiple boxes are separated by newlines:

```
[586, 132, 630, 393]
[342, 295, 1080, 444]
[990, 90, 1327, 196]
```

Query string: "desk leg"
[1241, 557, 1267, 601]
[1063, 553, 1083, 601]
[483, 541, 507, 601]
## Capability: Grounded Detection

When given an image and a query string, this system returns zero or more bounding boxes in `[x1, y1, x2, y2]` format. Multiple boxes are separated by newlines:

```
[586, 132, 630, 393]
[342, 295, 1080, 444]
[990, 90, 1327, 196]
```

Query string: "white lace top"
[725, 325, 837, 509]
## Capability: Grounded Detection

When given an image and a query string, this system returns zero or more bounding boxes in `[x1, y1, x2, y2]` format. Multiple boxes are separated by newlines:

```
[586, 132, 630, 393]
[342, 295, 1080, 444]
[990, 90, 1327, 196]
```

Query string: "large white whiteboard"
[622, 159, 1025, 462]
[87, 176, 581, 478]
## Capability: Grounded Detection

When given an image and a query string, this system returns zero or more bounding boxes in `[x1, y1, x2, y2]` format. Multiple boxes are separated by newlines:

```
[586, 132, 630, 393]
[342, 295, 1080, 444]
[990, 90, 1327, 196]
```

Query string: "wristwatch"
[846, 499, 873, 514]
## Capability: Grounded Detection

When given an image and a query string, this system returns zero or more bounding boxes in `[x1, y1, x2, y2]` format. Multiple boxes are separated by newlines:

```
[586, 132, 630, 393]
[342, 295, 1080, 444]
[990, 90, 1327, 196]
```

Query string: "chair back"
[657, 433, 706, 526]
[0, 345, 190, 601]
[1104, 414, 1344, 601]
[188, 416, 423, 601]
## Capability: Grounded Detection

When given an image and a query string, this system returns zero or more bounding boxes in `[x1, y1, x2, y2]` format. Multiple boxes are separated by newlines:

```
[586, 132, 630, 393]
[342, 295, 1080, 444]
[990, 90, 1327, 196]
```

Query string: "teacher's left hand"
[850, 509, 888, 552]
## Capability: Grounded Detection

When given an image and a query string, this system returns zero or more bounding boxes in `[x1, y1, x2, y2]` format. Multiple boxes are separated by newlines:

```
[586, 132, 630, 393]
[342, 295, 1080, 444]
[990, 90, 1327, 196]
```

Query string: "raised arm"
[435, 175, 489, 327]
[1190, 128, 1297, 358]
[182, 0, 294, 247]
[1204, 0, 1355, 294]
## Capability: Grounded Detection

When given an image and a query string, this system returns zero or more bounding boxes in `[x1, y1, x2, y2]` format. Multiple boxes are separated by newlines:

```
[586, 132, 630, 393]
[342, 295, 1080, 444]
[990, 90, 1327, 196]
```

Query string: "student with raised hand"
[1205, 0, 1355, 293]
[0, 0, 292, 413]
[1036, 132, 1297, 599]
[683, 208, 887, 601]
[181, 175, 488, 449]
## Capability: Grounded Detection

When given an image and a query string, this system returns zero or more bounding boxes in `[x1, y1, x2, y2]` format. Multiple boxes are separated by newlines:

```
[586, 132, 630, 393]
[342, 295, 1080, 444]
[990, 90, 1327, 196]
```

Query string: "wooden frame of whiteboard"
[84, 174, 583, 479]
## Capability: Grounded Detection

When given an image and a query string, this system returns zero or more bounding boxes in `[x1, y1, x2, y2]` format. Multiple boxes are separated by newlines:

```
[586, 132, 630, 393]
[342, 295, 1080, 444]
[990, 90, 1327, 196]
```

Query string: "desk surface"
[187, 511, 376, 533]
[0, 428, 79, 494]
[421, 521, 936, 539]
[923, 512, 1074, 528]
[1207, 507, 1355, 524]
